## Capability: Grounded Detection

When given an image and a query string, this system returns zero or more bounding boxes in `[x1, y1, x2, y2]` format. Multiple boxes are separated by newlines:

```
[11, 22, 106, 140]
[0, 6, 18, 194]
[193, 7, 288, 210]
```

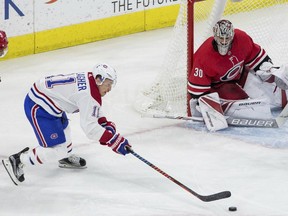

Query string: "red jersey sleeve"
[235, 30, 268, 70]
[188, 38, 214, 97]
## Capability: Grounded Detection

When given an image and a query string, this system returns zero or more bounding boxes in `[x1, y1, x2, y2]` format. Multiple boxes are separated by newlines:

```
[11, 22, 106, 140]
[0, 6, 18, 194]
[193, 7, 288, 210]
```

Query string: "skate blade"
[2, 159, 19, 186]
[58, 163, 87, 169]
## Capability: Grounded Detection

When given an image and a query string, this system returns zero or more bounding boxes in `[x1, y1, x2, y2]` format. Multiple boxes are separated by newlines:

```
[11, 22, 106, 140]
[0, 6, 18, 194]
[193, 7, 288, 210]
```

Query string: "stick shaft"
[128, 148, 231, 202]
[151, 114, 282, 128]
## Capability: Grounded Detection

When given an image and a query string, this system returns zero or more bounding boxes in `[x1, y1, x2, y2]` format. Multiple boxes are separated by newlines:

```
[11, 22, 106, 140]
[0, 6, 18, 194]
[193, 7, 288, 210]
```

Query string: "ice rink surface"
[0, 26, 288, 216]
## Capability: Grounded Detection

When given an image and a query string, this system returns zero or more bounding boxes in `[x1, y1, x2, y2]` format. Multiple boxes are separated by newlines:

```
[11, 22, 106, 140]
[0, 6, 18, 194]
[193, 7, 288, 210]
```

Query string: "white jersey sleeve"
[28, 72, 106, 141]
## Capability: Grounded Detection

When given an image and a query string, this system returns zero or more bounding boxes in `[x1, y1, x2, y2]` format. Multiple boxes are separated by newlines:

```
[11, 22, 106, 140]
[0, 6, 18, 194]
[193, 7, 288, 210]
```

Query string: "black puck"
[228, 206, 237, 211]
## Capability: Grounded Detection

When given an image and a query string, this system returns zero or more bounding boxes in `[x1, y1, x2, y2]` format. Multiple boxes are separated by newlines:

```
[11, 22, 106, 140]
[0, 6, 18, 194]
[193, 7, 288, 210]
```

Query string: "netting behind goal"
[134, 0, 288, 117]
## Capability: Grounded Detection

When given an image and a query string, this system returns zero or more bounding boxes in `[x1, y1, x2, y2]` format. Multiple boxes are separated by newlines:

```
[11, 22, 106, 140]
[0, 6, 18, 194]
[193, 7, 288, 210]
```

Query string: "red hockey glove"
[99, 130, 131, 156]
[98, 117, 116, 134]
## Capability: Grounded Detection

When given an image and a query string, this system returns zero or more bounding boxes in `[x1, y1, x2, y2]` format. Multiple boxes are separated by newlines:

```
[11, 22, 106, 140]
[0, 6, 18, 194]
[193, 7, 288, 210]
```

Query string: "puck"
[228, 206, 237, 211]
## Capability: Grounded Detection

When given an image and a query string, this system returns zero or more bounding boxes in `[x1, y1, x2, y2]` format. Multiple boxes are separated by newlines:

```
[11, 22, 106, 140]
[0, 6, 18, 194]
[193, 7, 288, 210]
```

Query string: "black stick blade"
[199, 191, 231, 202]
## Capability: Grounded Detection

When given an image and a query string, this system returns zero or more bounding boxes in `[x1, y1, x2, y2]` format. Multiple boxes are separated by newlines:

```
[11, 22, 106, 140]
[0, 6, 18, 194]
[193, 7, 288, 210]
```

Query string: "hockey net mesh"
[134, 0, 288, 117]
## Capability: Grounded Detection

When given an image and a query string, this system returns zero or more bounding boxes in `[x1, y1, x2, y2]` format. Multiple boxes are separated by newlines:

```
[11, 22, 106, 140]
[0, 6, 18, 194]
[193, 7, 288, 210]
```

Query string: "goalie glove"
[255, 61, 274, 82]
[99, 130, 131, 156]
[256, 62, 288, 89]
[98, 117, 116, 134]
[271, 64, 288, 90]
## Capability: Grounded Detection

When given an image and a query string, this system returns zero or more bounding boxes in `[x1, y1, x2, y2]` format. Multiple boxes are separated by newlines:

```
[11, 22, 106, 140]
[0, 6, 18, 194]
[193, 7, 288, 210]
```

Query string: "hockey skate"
[2, 147, 29, 186]
[58, 155, 87, 169]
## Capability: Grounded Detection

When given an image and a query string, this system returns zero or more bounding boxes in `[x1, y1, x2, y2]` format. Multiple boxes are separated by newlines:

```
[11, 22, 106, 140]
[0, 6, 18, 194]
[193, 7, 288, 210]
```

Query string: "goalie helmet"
[0, 30, 8, 58]
[213, 20, 234, 55]
[93, 63, 117, 87]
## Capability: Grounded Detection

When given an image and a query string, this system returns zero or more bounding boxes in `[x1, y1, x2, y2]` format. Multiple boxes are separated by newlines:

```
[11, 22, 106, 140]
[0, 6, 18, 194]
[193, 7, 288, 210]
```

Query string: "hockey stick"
[127, 147, 231, 202]
[145, 105, 288, 128]
[275, 102, 288, 126]
[147, 113, 280, 128]
[229, 103, 288, 128]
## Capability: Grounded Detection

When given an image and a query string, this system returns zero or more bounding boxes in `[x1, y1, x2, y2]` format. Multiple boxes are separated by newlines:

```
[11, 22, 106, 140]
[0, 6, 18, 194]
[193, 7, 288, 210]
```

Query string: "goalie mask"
[213, 20, 234, 56]
[0, 30, 8, 58]
[93, 63, 117, 87]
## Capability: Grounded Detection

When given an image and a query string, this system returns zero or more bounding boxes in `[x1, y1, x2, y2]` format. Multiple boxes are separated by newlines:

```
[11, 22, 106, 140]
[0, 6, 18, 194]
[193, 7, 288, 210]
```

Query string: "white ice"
[0, 27, 288, 216]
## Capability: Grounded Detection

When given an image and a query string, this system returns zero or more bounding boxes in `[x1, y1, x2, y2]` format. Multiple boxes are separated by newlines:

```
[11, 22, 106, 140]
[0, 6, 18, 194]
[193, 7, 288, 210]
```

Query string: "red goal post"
[134, 0, 288, 118]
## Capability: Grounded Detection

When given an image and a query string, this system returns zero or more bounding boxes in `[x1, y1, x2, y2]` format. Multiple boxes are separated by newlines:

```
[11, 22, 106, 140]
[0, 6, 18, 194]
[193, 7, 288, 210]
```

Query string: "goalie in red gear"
[188, 19, 288, 131]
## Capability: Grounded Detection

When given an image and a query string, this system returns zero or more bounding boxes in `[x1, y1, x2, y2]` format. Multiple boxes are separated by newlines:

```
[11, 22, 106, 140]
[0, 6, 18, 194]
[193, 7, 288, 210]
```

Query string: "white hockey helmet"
[92, 63, 117, 87]
[213, 19, 234, 55]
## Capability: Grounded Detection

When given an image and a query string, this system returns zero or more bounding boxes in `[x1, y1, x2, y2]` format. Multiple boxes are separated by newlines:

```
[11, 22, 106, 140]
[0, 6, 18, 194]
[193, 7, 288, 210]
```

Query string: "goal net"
[134, 0, 288, 118]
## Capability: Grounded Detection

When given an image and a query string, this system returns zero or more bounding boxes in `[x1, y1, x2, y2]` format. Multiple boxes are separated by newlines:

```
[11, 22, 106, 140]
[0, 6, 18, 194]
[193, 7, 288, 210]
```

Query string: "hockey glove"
[271, 64, 288, 90]
[99, 130, 131, 156]
[256, 62, 288, 89]
[98, 117, 116, 134]
[255, 61, 274, 82]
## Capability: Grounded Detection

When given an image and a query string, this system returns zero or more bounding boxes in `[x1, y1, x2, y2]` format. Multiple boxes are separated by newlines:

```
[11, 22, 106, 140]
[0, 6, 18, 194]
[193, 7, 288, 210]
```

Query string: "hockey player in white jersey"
[2, 63, 131, 185]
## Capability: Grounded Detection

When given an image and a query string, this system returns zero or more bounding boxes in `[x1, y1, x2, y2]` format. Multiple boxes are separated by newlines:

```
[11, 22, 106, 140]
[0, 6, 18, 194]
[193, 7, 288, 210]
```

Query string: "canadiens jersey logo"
[220, 60, 244, 81]
[50, 133, 58, 139]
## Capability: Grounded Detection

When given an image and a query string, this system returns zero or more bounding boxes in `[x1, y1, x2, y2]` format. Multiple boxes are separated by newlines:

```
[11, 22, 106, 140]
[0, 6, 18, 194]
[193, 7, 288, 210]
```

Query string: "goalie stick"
[143, 103, 288, 128]
[126, 147, 231, 202]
